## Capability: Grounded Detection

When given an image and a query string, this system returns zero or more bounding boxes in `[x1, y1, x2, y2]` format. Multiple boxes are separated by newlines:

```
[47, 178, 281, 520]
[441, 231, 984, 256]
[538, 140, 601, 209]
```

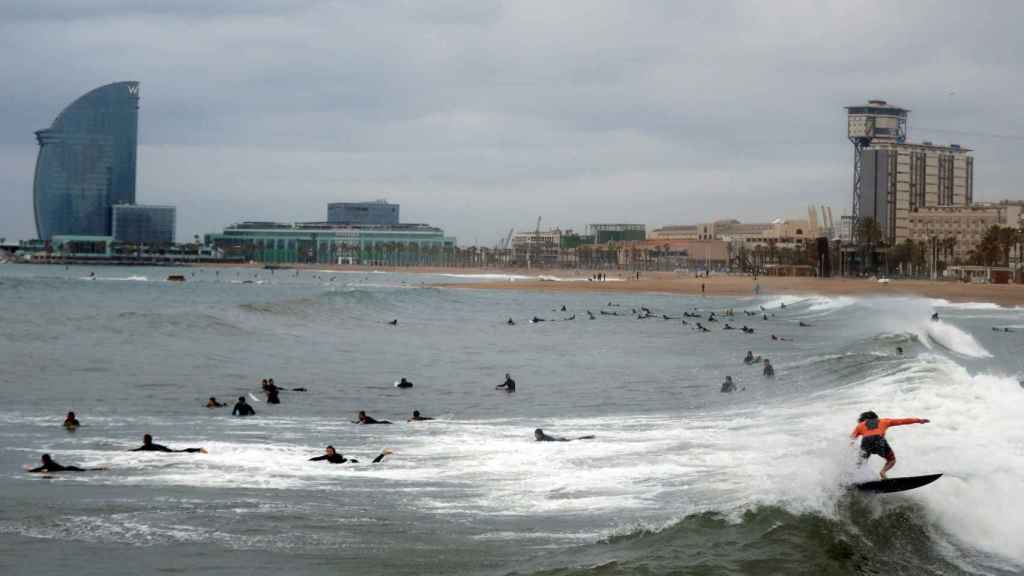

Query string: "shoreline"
[8, 261, 1023, 306]
[436, 273, 1024, 307]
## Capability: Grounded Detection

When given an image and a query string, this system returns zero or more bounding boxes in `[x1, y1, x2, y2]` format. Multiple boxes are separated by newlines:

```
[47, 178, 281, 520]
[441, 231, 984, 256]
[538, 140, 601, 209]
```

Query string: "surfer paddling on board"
[851, 411, 929, 479]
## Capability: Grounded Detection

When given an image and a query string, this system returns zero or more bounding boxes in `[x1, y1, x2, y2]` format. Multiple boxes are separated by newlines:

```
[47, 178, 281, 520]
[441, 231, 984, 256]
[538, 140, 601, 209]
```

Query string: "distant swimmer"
[770, 334, 790, 342]
[206, 397, 226, 408]
[408, 410, 434, 422]
[63, 411, 80, 429]
[507, 318, 516, 325]
[930, 312, 939, 322]
[798, 321, 811, 327]
[896, 347, 904, 355]
[696, 323, 710, 333]
[354, 411, 391, 424]
[763, 314, 769, 321]
[132, 433, 206, 453]
[388, 319, 399, 326]
[309, 445, 391, 464]
[560, 305, 567, 312]
[600, 310, 619, 316]
[534, 428, 595, 442]
[743, 351, 759, 365]
[266, 386, 281, 404]
[851, 411, 929, 479]
[762, 359, 774, 378]
[565, 314, 576, 321]
[741, 326, 755, 334]
[531, 316, 545, 323]
[720, 376, 737, 393]
[232, 396, 256, 416]
[723, 323, 735, 330]
[587, 311, 596, 320]
[27, 454, 86, 473]
[780, 302, 787, 309]
[496, 373, 516, 393]
[395, 378, 414, 389]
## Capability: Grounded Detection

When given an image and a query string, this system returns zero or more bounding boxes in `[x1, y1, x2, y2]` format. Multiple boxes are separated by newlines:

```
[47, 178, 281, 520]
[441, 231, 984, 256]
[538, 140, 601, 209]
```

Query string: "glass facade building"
[327, 201, 400, 225]
[111, 204, 176, 244]
[206, 222, 455, 265]
[33, 81, 140, 240]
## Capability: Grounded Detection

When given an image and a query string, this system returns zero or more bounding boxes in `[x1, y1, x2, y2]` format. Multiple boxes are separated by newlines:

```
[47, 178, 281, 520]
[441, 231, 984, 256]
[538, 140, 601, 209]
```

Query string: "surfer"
[354, 411, 391, 424]
[720, 376, 736, 393]
[507, 317, 515, 325]
[27, 454, 86, 473]
[531, 316, 545, 323]
[63, 411, 80, 429]
[896, 346, 904, 355]
[930, 312, 939, 321]
[534, 428, 594, 442]
[762, 359, 774, 378]
[232, 396, 256, 416]
[851, 411, 930, 479]
[132, 433, 206, 453]
[587, 311, 596, 320]
[743, 351, 756, 364]
[396, 378, 413, 389]
[309, 445, 390, 464]
[798, 321, 811, 327]
[496, 373, 516, 393]
[206, 397, 226, 408]
[388, 319, 398, 326]
[266, 386, 281, 404]
[408, 410, 433, 421]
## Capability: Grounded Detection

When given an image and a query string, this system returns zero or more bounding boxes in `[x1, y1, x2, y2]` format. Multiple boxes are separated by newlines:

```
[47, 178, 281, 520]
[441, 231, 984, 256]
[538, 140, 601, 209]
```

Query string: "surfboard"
[854, 473, 942, 494]
[248, 393, 262, 403]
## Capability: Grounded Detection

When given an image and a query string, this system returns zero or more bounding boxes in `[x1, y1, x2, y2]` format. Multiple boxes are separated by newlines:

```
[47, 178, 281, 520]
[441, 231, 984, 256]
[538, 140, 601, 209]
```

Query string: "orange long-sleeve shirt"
[851, 418, 926, 439]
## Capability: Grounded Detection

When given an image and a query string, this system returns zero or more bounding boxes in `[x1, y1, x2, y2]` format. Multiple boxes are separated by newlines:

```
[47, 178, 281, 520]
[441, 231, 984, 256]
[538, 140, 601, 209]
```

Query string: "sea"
[0, 264, 1022, 575]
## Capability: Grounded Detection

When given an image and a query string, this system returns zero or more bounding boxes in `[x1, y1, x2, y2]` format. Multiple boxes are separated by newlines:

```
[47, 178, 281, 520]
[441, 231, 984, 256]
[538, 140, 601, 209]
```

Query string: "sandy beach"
[435, 272, 1024, 307]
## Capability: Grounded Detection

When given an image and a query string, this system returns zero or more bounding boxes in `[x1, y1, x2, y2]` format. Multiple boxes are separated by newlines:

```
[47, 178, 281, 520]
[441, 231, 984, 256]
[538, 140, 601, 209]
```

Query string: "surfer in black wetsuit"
[720, 376, 736, 393]
[408, 410, 433, 421]
[744, 351, 755, 364]
[931, 312, 939, 321]
[27, 454, 86, 473]
[132, 434, 206, 453]
[534, 428, 594, 442]
[496, 373, 516, 393]
[396, 378, 413, 389]
[388, 319, 398, 326]
[507, 317, 515, 325]
[310, 445, 390, 464]
[762, 359, 774, 378]
[63, 411, 80, 429]
[354, 411, 391, 424]
[233, 396, 256, 416]
[531, 316, 545, 323]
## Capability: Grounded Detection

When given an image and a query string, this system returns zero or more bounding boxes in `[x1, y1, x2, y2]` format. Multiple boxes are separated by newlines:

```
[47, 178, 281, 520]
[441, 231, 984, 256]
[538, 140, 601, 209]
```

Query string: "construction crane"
[501, 228, 514, 250]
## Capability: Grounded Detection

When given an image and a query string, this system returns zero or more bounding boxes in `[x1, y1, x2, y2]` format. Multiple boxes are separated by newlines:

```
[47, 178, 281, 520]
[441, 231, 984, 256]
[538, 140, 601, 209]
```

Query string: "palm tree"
[855, 217, 882, 274]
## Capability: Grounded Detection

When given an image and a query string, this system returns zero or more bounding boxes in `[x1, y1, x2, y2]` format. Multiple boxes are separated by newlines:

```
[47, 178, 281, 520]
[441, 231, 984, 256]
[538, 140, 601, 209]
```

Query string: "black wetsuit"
[497, 377, 516, 392]
[763, 364, 774, 377]
[357, 416, 391, 424]
[266, 388, 281, 404]
[29, 461, 85, 473]
[233, 401, 256, 416]
[133, 443, 203, 453]
[310, 452, 387, 464]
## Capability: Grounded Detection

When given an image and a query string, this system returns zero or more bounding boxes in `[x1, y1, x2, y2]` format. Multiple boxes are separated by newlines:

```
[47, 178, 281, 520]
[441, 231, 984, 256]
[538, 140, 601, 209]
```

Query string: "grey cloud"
[1, 0, 1023, 245]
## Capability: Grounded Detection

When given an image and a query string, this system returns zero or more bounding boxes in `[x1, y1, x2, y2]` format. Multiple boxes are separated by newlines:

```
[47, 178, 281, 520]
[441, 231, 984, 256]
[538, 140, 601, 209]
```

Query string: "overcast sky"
[1, 0, 1022, 245]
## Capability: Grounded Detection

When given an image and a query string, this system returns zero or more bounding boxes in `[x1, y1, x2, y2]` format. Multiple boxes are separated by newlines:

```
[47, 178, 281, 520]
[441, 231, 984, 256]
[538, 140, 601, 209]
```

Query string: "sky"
[1, 0, 1022, 246]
